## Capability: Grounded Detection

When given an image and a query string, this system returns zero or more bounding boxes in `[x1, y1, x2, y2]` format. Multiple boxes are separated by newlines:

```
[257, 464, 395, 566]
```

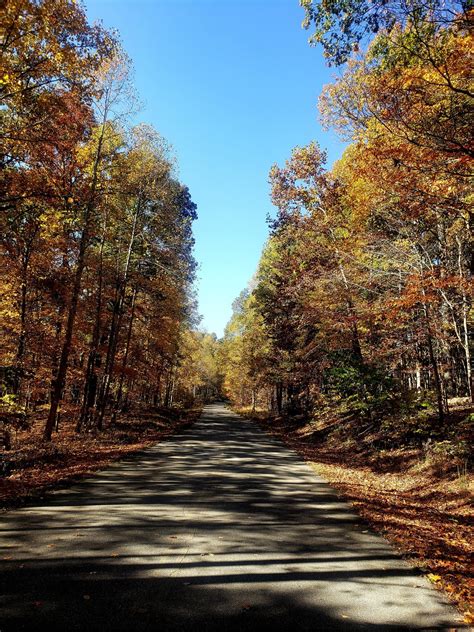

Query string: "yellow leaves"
[0, 73, 10, 85]
[76, 122, 125, 173]
[427, 573, 441, 583]
[39, 209, 65, 235]
[464, 611, 474, 625]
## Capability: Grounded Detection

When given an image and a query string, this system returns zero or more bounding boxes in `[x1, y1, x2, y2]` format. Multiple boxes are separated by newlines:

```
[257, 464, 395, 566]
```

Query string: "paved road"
[1, 404, 462, 631]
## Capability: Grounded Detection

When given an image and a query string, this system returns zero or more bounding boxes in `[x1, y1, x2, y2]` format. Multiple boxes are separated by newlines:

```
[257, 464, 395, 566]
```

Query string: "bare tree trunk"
[251, 387, 257, 413]
[455, 235, 473, 401]
[77, 220, 107, 432]
[94, 200, 141, 429]
[424, 308, 445, 424]
[164, 366, 174, 408]
[275, 382, 283, 415]
[44, 113, 108, 441]
[16, 257, 29, 371]
[111, 286, 138, 423]
[44, 229, 89, 441]
[14, 233, 37, 399]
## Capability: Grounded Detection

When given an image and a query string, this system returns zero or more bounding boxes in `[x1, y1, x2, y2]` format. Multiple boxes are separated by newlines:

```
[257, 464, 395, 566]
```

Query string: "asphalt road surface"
[0, 404, 463, 631]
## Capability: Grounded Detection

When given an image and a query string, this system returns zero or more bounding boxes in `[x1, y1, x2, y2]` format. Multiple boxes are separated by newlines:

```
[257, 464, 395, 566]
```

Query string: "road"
[0, 404, 462, 631]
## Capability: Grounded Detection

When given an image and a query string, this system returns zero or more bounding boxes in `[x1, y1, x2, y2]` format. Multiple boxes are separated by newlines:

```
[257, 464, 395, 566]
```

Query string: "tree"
[223, 2, 472, 417]
[1, 2, 201, 442]
[300, 0, 471, 65]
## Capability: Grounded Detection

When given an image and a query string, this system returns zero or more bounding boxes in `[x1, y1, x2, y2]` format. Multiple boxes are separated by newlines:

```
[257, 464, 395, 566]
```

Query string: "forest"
[1, 0, 223, 449]
[1, 0, 473, 622]
[221, 0, 473, 432]
[3, 1, 471, 449]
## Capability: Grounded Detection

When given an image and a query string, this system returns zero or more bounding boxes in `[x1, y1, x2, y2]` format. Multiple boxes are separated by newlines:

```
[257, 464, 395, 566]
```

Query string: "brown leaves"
[262, 414, 474, 618]
[0, 407, 201, 509]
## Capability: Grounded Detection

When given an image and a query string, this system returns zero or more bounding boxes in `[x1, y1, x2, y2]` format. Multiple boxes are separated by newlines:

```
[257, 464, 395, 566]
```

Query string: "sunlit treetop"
[300, 0, 471, 65]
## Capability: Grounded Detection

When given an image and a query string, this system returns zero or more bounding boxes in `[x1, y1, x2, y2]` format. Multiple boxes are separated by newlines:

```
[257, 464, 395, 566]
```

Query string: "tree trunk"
[14, 238, 35, 398]
[275, 382, 283, 415]
[77, 222, 107, 432]
[425, 316, 445, 424]
[44, 115, 107, 441]
[44, 230, 89, 440]
[111, 286, 138, 423]
[94, 200, 141, 429]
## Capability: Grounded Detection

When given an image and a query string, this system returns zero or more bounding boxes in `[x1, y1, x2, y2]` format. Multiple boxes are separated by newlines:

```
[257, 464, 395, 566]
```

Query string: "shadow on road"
[0, 405, 461, 631]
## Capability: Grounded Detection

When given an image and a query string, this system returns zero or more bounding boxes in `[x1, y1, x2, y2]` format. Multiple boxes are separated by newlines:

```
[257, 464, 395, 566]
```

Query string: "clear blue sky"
[86, 0, 345, 337]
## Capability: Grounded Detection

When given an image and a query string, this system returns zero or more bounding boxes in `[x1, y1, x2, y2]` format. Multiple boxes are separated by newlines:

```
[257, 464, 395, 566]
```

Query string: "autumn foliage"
[1, 0, 205, 442]
[218, 6, 473, 615]
[221, 4, 473, 429]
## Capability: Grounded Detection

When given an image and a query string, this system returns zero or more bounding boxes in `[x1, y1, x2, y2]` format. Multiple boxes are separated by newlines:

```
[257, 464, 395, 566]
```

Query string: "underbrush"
[239, 397, 473, 477]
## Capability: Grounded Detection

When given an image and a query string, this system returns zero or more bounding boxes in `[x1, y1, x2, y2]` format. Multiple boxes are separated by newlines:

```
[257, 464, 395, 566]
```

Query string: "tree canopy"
[221, 3, 473, 424]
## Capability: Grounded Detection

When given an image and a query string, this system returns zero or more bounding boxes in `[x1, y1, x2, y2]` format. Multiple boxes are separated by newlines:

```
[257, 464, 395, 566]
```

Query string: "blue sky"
[86, 0, 345, 336]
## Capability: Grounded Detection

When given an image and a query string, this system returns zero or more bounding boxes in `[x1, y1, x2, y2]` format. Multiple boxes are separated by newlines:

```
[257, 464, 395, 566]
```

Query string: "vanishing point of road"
[1, 404, 463, 631]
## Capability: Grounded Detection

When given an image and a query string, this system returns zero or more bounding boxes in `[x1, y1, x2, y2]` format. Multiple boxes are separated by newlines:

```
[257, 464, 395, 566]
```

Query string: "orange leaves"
[1, 1, 198, 429]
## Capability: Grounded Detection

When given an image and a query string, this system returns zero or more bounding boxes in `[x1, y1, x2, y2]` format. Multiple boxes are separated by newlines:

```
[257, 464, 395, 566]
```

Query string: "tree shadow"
[0, 404, 462, 631]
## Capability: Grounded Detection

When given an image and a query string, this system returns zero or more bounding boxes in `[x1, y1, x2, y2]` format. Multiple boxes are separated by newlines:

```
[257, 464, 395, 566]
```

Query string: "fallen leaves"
[464, 611, 474, 624]
[0, 407, 201, 509]
[260, 415, 474, 619]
